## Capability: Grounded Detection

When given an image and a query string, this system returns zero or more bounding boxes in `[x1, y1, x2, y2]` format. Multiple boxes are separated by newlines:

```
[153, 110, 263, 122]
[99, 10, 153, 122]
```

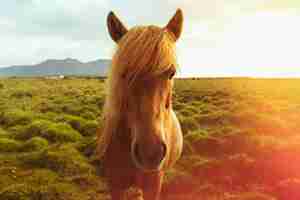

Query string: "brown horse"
[96, 9, 184, 200]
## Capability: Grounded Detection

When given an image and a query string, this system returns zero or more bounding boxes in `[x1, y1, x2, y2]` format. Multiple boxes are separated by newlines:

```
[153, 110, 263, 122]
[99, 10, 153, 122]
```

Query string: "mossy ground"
[1, 77, 300, 199]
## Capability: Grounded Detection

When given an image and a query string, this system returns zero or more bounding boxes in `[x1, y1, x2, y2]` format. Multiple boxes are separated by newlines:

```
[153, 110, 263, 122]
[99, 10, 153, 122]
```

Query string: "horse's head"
[106, 9, 183, 171]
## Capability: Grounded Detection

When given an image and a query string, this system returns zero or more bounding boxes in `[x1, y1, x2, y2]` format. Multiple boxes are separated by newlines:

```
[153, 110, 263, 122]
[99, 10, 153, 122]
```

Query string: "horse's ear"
[165, 9, 184, 42]
[107, 11, 128, 43]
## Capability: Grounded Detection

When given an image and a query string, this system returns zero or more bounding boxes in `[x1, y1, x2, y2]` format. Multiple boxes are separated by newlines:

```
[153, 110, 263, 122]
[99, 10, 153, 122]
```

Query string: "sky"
[0, 0, 300, 77]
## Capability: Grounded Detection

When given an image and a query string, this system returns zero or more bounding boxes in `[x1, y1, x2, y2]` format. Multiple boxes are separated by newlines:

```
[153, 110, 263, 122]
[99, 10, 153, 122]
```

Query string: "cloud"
[0, 0, 185, 67]
[259, 0, 300, 10]
[1, 0, 109, 40]
[178, 11, 300, 77]
[0, 0, 112, 66]
[1, 0, 300, 78]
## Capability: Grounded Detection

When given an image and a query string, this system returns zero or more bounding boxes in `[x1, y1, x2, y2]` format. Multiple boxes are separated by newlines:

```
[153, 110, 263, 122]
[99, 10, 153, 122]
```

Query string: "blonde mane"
[97, 25, 178, 159]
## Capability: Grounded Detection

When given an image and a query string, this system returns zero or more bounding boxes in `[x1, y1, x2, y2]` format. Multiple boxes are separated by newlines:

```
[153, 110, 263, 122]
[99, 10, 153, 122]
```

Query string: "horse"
[96, 9, 184, 200]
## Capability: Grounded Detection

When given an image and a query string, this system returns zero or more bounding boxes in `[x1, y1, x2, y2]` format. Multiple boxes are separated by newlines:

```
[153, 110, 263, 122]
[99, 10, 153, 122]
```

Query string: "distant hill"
[0, 58, 111, 77]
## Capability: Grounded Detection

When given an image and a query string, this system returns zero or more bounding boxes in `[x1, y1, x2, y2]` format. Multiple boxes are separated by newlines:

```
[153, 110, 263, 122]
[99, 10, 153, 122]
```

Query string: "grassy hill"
[0, 77, 300, 200]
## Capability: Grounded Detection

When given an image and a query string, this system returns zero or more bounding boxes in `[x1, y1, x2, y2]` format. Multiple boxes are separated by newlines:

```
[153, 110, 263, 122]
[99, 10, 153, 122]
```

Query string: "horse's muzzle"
[133, 141, 167, 170]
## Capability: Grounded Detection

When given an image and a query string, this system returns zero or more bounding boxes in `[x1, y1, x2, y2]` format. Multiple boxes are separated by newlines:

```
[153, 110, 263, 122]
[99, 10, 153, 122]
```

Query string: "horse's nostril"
[159, 142, 167, 161]
[146, 142, 166, 164]
[133, 142, 167, 168]
[133, 143, 143, 164]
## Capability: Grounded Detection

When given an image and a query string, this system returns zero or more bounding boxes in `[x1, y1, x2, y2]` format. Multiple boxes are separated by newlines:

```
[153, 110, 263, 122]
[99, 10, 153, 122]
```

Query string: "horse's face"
[107, 9, 183, 171]
[127, 70, 176, 171]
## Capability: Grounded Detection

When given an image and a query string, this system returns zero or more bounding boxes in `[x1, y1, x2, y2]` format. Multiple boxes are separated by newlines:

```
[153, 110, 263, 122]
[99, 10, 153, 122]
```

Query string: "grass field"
[1, 77, 300, 200]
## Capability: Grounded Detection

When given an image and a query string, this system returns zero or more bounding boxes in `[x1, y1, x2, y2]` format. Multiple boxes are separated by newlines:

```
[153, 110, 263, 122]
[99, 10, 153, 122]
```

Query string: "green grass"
[1, 77, 300, 199]
[20, 144, 95, 175]
[19, 137, 49, 152]
[0, 128, 9, 138]
[12, 120, 83, 143]
[0, 109, 35, 128]
[0, 138, 22, 152]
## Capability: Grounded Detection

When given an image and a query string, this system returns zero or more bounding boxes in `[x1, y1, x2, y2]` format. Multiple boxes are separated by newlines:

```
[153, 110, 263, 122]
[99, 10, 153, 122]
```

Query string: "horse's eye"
[165, 93, 171, 109]
[169, 70, 176, 79]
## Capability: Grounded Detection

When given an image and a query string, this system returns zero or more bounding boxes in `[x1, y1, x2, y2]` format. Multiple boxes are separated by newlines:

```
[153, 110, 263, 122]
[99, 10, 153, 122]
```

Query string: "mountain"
[0, 58, 111, 77]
